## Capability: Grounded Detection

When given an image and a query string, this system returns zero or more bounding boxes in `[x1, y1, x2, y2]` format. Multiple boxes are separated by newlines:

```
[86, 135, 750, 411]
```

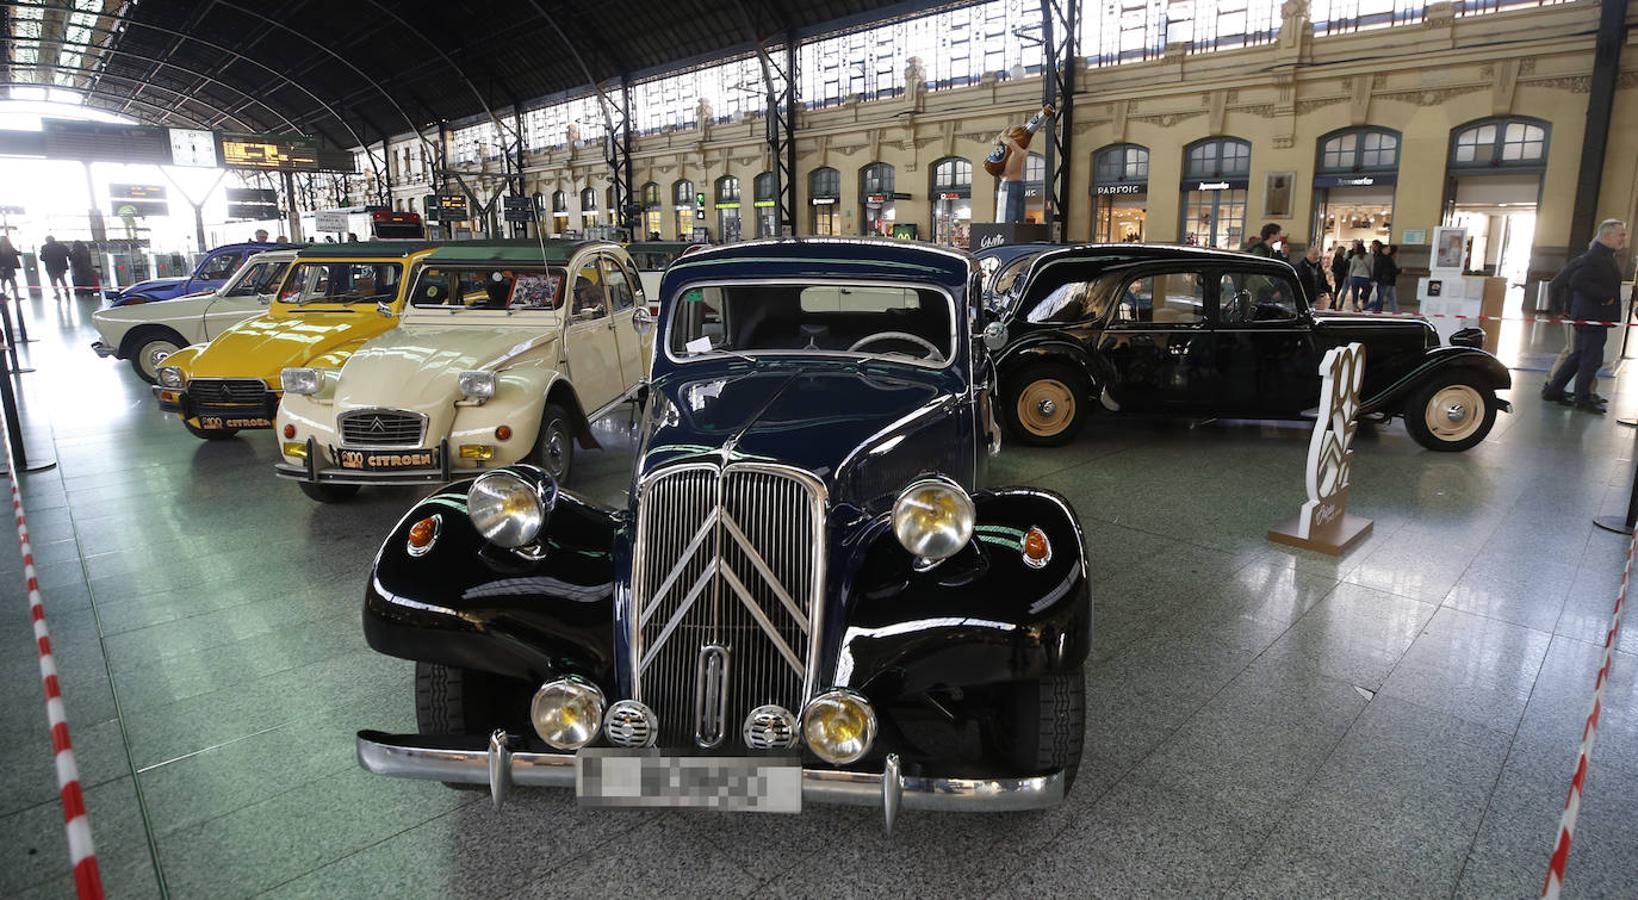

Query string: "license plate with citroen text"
[575, 749, 801, 813]
[338, 448, 437, 471]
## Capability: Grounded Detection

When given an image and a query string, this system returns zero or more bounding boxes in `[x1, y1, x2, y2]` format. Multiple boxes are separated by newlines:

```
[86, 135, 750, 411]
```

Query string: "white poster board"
[1431, 226, 1468, 276]
[315, 209, 350, 233]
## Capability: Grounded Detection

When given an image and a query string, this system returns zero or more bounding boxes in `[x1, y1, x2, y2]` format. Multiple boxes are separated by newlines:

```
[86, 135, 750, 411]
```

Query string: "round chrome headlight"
[801, 689, 877, 765]
[529, 677, 605, 750]
[467, 470, 548, 548]
[157, 365, 185, 389]
[891, 477, 976, 561]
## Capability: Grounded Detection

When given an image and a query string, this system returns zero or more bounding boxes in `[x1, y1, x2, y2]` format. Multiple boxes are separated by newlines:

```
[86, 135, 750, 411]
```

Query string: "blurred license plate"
[575, 749, 801, 813]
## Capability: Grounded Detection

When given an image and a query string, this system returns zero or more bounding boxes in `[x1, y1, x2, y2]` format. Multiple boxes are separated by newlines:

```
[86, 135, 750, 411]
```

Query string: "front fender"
[1362, 347, 1514, 416]
[363, 482, 622, 686]
[826, 487, 1091, 699]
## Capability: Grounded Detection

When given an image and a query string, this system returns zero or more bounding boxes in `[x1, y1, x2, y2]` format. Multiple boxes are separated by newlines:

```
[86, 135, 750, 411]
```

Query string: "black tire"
[183, 419, 237, 440]
[528, 401, 576, 483]
[415, 663, 508, 791]
[1402, 372, 1498, 452]
[1002, 363, 1089, 447]
[991, 668, 1086, 793]
[297, 482, 360, 503]
[125, 328, 186, 384]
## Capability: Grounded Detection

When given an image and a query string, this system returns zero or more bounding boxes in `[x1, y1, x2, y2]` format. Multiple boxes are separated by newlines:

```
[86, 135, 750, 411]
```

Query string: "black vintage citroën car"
[989, 244, 1512, 451]
[355, 239, 1091, 827]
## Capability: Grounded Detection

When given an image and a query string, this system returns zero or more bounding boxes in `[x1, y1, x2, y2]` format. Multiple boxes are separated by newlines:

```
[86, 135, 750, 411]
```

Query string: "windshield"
[628, 248, 683, 272]
[276, 261, 403, 305]
[222, 259, 291, 298]
[410, 266, 567, 312]
[668, 282, 954, 366]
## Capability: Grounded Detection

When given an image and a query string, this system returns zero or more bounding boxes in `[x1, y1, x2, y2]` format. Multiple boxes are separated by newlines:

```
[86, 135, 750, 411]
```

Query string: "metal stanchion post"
[12, 291, 33, 343]
[1594, 445, 1638, 535]
[0, 336, 54, 475]
[0, 297, 34, 375]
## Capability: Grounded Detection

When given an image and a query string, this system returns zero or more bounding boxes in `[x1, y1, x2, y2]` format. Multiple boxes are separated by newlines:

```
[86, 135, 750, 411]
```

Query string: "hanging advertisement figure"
[987, 105, 1053, 223]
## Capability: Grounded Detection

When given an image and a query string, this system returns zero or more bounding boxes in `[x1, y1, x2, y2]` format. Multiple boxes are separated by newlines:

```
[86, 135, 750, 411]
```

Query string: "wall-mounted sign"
[110, 184, 166, 200]
[431, 193, 471, 222]
[753, 199, 776, 208]
[42, 119, 169, 164]
[1313, 174, 1398, 189]
[1402, 228, 1428, 244]
[811, 197, 837, 205]
[865, 194, 888, 205]
[936, 191, 970, 200]
[1095, 183, 1147, 196]
[1189, 179, 1250, 191]
[1267, 342, 1373, 555]
[219, 132, 321, 171]
[315, 209, 351, 232]
[167, 128, 218, 167]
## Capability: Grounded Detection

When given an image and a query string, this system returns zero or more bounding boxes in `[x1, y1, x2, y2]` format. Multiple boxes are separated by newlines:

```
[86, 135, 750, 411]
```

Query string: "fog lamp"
[459, 444, 495, 460]
[891, 477, 976, 561]
[281, 441, 308, 459]
[281, 367, 320, 395]
[458, 370, 495, 400]
[1021, 526, 1052, 568]
[156, 366, 184, 389]
[406, 515, 440, 557]
[604, 699, 658, 748]
[801, 689, 876, 765]
[530, 677, 604, 750]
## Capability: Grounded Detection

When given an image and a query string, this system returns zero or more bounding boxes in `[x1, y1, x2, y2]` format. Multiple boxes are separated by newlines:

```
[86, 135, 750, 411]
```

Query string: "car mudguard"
[1361, 347, 1514, 417]
[822, 487, 1091, 700]
[995, 337, 1102, 395]
[362, 482, 622, 687]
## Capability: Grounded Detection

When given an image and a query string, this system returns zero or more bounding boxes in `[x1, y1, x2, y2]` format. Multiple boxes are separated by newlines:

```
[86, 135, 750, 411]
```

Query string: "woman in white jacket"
[1344, 240, 1373, 312]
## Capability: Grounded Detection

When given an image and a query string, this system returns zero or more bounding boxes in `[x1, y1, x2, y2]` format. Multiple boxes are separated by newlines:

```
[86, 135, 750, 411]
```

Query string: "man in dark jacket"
[38, 235, 69, 301]
[1544, 219, 1628, 413]
[1293, 245, 1326, 309]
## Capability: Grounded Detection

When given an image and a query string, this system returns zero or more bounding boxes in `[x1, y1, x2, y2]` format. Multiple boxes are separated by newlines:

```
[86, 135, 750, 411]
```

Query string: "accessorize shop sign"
[1186, 179, 1249, 191]
[1267, 342, 1374, 555]
[1313, 174, 1399, 188]
[1095, 183, 1147, 196]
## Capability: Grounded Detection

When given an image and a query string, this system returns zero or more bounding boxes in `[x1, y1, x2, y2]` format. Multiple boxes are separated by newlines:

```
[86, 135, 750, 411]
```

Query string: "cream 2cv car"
[274, 240, 651, 502]
[90, 249, 297, 383]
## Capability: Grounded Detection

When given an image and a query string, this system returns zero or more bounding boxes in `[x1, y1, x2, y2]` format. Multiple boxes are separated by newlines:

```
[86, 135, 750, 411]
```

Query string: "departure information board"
[42, 120, 169, 164]
[219, 133, 322, 171]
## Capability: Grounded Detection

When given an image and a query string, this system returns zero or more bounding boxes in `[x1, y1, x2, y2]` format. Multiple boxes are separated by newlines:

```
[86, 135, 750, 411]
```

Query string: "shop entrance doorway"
[1313, 181, 1394, 254]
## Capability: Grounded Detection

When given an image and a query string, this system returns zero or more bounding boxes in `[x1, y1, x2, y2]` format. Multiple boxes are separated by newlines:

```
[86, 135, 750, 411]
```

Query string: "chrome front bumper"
[356, 730, 1065, 830]
[91, 340, 116, 358]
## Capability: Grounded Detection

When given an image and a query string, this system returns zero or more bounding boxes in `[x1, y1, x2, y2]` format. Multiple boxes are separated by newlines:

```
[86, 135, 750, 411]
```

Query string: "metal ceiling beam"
[202, 16, 402, 133]
[6, 60, 256, 129]
[114, 0, 220, 117]
[0, 79, 217, 129]
[357, 0, 521, 148]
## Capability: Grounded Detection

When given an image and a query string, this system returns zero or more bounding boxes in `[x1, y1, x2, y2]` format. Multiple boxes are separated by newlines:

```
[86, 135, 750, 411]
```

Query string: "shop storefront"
[579, 187, 598, 232]
[860, 162, 896, 237]
[716, 176, 742, 243]
[1180, 137, 1251, 250]
[1091, 143, 1148, 242]
[1443, 116, 1549, 286]
[640, 182, 662, 239]
[1023, 153, 1047, 224]
[930, 157, 972, 248]
[549, 190, 568, 236]
[672, 179, 695, 240]
[1312, 128, 1399, 253]
[754, 172, 778, 237]
[810, 167, 841, 235]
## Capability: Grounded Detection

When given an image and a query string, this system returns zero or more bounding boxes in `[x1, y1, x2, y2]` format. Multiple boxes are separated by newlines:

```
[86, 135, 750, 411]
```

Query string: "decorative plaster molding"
[1132, 110, 1205, 127]
[1295, 96, 1349, 115]
[1377, 85, 1487, 106]
[1524, 75, 1592, 93]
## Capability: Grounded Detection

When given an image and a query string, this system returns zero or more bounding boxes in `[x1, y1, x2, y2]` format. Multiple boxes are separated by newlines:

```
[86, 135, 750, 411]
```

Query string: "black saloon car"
[354, 239, 1092, 828]
[987, 244, 1511, 451]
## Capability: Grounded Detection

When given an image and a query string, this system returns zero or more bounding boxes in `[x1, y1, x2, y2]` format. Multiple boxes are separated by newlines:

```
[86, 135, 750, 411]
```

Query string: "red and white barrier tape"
[1542, 531, 1636, 899]
[2, 441, 103, 897]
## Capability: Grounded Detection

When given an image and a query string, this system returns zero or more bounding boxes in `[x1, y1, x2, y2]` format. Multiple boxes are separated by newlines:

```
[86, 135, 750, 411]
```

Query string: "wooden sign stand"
[1268, 343, 1374, 556]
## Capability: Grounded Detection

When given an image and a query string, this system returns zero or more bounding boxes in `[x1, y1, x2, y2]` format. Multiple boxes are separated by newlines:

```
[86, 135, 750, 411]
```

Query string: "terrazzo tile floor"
[2, 290, 1636, 898]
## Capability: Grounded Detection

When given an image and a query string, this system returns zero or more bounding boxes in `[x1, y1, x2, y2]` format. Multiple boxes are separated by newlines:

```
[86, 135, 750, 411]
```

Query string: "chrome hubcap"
[1017, 378, 1076, 438]
[1425, 385, 1485, 442]
[1038, 398, 1056, 416]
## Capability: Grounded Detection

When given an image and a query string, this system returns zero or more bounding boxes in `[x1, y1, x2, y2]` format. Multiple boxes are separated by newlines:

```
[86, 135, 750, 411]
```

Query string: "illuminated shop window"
[672, 179, 696, 239]
[860, 163, 897, 237]
[809, 167, 842, 236]
[1092, 144, 1149, 243]
[640, 182, 663, 239]
[930, 157, 973, 248]
[716, 176, 742, 243]
[754, 172, 779, 237]
[1180, 137, 1251, 250]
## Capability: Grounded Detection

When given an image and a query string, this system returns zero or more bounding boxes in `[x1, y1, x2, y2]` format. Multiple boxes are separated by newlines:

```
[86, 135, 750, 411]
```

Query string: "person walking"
[0, 236, 20, 301]
[38, 235, 69, 301]
[1543, 219, 1628, 414]
[1367, 242, 1400, 312]
[1544, 247, 1598, 401]
[1244, 223, 1285, 259]
[1329, 244, 1348, 305]
[1345, 240, 1372, 311]
[1294, 244, 1327, 309]
[68, 240, 95, 296]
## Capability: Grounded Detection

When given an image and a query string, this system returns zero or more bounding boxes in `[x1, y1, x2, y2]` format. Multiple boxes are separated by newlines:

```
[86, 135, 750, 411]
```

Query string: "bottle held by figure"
[983, 105, 1055, 177]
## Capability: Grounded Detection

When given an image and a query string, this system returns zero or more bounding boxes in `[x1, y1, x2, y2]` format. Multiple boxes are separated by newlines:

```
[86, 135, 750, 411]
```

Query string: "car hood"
[96, 291, 224, 326]
[119, 277, 186, 296]
[185, 310, 383, 379]
[639, 360, 972, 509]
[335, 325, 558, 411]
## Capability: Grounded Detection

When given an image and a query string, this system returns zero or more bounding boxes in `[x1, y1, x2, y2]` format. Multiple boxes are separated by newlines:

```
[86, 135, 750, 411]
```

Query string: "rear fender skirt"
[1361, 348, 1513, 417]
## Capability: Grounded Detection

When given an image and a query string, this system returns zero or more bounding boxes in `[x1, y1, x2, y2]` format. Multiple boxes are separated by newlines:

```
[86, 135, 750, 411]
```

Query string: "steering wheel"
[848, 331, 943, 361]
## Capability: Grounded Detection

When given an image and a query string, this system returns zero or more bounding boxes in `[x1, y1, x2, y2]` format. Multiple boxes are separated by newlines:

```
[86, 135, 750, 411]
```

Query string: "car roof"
[663, 237, 975, 293]
[626, 241, 699, 252]
[293, 241, 440, 259]
[423, 239, 615, 265]
[213, 241, 303, 253]
[1021, 242, 1296, 283]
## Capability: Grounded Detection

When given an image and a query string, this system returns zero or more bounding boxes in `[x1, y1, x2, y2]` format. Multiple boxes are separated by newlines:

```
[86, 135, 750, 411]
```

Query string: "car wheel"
[528, 402, 575, 483]
[988, 668, 1085, 793]
[1004, 364, 1088, 446]
[1404, 374, 1497, 452]
[182, 419, 237, 441]
[415, 663, 532, 790]
[297, 482, 360, 503]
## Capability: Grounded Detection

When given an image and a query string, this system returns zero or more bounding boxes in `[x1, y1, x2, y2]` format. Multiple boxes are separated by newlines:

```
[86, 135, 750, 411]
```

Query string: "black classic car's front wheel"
[1403, 374, 1498, 452]
[1004, 364, 1088, 446]
[988, 668, 1086, 791]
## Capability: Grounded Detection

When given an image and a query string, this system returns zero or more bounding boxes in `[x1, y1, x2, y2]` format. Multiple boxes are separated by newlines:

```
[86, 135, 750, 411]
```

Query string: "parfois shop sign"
[1095, 183, 1147, 196]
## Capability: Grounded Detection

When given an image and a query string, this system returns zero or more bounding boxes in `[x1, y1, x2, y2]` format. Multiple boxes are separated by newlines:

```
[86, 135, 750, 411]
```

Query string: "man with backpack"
[1543, 219, 1629, 413]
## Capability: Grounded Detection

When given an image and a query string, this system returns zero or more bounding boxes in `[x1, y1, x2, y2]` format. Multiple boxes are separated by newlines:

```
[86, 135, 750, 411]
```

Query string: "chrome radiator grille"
[339, 409, 426, 447]
[187, 378, 268, 405]
[630, 463, 825, 751]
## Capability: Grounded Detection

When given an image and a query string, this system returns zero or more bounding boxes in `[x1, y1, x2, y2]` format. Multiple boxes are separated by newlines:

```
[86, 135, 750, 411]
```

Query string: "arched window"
[755, 172, 777, 201]
[672, 179, 696, 239]
[1184, 137, 1251, 179]
[754, 173, 778, 237]
[859, 162, 895, 198]
[580, 187, 597, 210]
[672, 179, 695, 206]
[930, 157, 973, 248]
[639, 182, 662, 239]
[931, 157, 972, 194]
[640, 182, 661, 209]
[809, 167, 840, 199]
[1450, 117, 1549, 168]
[716, 175, 741, 203]
[551, 190, 568, 212]
[1024, 152, 1045, 186]
[1093, 144, 1149, 184]
[859, 163, 896, 237]
[1318, 128, 1400, 173]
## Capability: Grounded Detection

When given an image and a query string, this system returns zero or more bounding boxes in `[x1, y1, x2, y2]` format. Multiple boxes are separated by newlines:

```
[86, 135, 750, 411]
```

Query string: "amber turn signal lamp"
[282, 423, 296, 439]
[406, 515, 440, 557]
[495, 425, 512, 441]
[159, 390, 178, 403]
[1021, 526, 1052, 569]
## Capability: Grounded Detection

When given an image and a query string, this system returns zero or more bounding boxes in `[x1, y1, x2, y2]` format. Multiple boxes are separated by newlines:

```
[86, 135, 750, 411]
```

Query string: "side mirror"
[632, 306, 654, 336]
[982, 320, 1008, 352]
[376, 301, 395, 318]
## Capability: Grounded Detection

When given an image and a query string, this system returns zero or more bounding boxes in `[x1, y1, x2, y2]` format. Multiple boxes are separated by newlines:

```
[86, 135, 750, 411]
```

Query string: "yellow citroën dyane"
[153, 242, 439, 440]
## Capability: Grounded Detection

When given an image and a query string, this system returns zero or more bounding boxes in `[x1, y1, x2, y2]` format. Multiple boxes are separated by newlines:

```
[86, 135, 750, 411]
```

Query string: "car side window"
[571, 260, 607, 320]
[600, 256, 635, 313]
[1026, 281, 1092, 324]
[1220, 270, 1300, 325]
[1113, 272, 1207, 325]
[199, 252, 243, 280]
[224, 262, 273, 297]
